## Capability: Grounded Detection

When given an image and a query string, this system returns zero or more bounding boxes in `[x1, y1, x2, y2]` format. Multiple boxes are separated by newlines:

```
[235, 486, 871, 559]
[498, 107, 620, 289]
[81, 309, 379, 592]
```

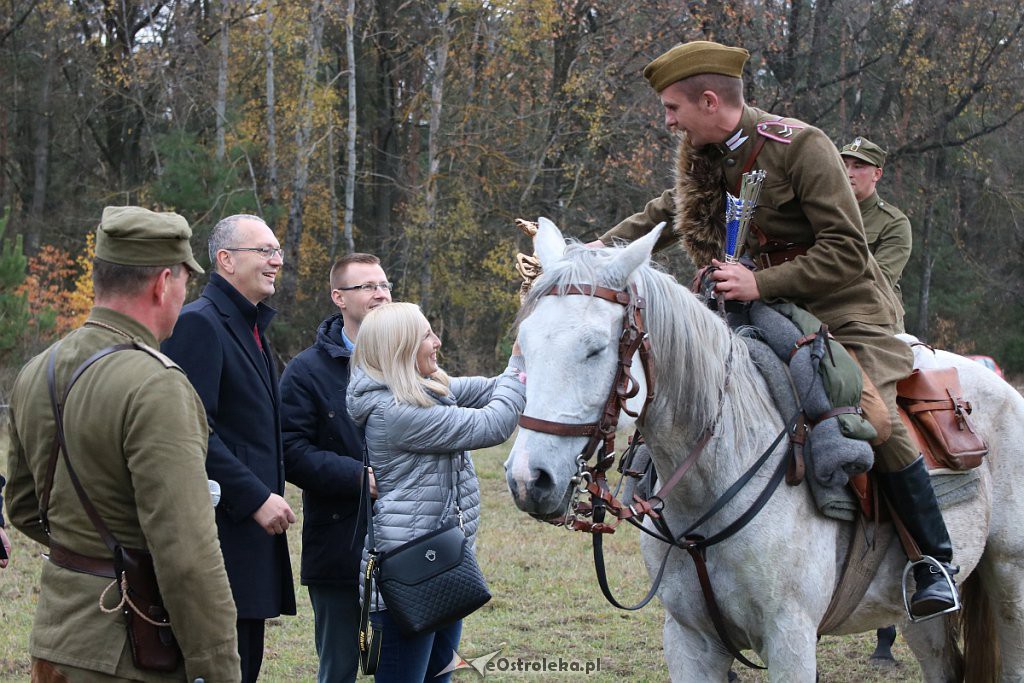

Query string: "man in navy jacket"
[280, 253, 391, 682]
[163, 214, 296, 682]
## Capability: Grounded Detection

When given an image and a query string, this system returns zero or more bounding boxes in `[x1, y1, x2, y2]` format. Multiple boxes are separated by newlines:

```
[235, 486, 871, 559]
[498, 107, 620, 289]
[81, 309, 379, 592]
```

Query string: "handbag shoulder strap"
[361, 441, 376, 552]
[41, 342, 136, 551]
[358, 425, 461, 554]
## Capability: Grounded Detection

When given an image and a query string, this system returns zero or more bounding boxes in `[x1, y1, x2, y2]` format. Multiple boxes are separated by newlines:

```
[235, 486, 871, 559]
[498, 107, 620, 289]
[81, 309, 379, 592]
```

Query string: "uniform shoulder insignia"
[133, 341, 182, 371]
[876, 199, 902, 219]
[756, 120, 806, 144]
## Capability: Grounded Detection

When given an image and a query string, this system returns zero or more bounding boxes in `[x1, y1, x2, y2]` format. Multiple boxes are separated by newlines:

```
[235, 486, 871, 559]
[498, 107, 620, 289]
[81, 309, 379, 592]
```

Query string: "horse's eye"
[585, 345, 606, 359]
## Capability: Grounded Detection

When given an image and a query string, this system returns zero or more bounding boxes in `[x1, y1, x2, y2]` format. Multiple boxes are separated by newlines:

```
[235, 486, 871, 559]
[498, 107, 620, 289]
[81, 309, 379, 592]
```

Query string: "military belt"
[47, 540, 116, 579]
[754, 243, 810, 269]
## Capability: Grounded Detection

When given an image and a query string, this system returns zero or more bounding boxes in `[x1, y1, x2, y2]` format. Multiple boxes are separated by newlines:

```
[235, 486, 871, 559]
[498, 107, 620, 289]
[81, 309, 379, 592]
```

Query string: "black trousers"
[238, 618, 266, 683]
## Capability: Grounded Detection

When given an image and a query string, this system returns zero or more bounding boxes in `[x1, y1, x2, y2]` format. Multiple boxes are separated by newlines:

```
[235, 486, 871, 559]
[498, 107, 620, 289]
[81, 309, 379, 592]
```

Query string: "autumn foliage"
[3, 1, 1024, 372]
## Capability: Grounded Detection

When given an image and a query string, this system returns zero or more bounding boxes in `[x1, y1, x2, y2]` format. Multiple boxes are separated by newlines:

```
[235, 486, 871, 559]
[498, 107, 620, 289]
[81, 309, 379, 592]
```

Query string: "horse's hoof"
[727, 670, 738, 682]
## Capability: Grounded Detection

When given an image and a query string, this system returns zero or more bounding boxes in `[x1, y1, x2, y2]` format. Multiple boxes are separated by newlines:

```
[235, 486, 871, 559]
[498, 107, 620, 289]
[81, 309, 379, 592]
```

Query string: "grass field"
[0, 431, 930, 682]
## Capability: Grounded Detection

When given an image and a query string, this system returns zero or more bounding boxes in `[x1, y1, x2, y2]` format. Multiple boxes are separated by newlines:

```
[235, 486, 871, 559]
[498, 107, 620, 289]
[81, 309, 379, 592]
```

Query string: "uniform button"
[332, 513, 340, 520]
[328, 411, 335, 418]
[725, 158, 736, 167]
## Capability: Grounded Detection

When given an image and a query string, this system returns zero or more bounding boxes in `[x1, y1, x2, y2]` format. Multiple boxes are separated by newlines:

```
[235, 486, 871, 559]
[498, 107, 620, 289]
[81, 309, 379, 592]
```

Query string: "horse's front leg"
[759, 614, 819, 683]
[662, 613, 734, 683]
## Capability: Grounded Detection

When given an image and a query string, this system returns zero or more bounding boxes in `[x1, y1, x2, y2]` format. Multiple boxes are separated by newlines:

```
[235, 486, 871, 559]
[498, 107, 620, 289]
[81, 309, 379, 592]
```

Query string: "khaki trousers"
[831, 320, 918, 472]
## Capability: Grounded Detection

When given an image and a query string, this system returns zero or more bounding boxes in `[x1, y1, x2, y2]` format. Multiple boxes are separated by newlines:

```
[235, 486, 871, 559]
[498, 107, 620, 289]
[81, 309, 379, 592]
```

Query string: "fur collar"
[672, 138, 727, 267]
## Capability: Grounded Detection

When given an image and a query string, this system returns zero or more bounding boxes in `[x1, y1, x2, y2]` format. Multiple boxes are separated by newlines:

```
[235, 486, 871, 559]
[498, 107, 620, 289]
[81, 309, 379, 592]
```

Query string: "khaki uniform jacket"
[859, 191, 911, 294]
[4, 307, 240, 681]
[601, 105, 904, 332]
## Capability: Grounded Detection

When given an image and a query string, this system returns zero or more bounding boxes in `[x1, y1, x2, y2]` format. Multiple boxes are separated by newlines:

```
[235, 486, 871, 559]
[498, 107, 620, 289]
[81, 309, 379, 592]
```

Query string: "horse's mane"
[518, 242, 776, 437]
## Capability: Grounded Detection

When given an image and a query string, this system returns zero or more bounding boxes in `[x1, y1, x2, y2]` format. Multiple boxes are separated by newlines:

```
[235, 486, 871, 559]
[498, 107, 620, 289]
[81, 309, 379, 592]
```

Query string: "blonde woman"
[347, 302, 526, 682]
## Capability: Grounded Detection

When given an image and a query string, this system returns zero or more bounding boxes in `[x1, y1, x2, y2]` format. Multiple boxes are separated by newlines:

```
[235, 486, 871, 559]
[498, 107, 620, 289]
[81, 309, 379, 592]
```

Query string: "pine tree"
[0, 208, 30, 359]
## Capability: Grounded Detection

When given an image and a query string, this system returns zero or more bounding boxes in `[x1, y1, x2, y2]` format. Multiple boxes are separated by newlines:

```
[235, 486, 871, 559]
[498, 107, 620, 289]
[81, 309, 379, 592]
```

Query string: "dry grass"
[2, 431, 928, 682]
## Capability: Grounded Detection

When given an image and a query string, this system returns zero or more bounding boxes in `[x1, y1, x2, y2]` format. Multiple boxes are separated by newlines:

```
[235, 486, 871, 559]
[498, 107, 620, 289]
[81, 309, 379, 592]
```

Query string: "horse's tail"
[959, 569, 1000, 682]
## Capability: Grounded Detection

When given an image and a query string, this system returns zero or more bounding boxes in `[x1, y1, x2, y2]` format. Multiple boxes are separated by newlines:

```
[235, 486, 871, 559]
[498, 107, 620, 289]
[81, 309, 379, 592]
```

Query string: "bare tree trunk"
[342, 0, 357, 255]
[371, 0, 399, 242]
[915, 156, 938, 341]
[215, 4, 230, 163]
[328, 124, 339, 257]
[28, 35, 55, 252]
[264, 1, 279, 214]
[419, 3, 451, 315]
[280, 0, 326, 308]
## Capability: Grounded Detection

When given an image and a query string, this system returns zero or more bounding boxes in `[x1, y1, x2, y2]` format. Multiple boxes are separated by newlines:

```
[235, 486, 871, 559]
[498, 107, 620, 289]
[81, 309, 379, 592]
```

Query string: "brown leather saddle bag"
[896, 367, 988, 471]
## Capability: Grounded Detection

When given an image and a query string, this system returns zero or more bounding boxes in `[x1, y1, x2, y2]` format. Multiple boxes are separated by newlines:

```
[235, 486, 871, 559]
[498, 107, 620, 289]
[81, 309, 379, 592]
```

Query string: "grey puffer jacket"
[347, 358, 526, 611]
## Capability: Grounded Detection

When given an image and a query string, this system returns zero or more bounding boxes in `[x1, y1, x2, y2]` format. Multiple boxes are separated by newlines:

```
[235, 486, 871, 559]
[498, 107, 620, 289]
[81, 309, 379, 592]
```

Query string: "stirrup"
[900, 556, 960, 623]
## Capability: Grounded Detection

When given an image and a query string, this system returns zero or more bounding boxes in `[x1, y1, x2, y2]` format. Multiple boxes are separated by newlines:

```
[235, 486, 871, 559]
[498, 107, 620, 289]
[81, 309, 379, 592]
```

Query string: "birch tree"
[279, 0, 326, 308]
[342, 0, 357, 255]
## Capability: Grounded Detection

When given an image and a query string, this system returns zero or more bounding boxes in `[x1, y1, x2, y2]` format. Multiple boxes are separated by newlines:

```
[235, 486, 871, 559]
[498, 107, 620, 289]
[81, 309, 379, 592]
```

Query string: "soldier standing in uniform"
[4, 206, 240, 681]
[592, 41, 956, 618]
[840, 137, 912, 332]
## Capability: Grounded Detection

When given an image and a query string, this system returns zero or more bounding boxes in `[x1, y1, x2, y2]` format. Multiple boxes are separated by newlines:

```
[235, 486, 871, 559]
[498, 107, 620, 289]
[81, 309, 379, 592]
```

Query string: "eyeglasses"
[335, 282, 394, 293]
[223, 247, 284, 259]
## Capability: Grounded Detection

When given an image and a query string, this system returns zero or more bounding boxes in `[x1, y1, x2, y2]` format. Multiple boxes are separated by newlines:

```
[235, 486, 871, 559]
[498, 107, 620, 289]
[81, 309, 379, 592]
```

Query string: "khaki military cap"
[96, 206, 204, 274]
[644, 41, 750, 93]
[841, 136, 887, 169]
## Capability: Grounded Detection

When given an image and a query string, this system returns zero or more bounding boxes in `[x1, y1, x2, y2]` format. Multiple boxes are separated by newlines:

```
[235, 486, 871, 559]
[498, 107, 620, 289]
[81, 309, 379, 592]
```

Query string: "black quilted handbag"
[358, 442, 491, 670]
[375, 520, 491, 635]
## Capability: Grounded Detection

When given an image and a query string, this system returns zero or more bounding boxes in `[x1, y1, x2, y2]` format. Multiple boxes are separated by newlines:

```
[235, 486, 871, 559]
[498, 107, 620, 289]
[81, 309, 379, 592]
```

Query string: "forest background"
[2, 0, 1024, 383]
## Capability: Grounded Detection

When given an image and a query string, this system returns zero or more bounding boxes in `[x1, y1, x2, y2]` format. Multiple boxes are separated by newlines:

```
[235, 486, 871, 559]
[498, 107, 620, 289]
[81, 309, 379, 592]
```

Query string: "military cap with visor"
[95, 206, 204, 274]
[840, 137, 888, 169]
[644, 40, 750, 93]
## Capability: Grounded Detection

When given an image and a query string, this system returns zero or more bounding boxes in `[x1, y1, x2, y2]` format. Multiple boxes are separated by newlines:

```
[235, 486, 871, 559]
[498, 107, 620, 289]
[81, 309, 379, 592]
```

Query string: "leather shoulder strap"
[41, 343, 136, 550]
[133, 342, 181, 371]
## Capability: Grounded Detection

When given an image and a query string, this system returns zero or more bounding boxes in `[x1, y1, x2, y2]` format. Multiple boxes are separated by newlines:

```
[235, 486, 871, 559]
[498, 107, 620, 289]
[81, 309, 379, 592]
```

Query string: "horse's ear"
[534, 217, 567, 268]
[606, 222, 664, 287]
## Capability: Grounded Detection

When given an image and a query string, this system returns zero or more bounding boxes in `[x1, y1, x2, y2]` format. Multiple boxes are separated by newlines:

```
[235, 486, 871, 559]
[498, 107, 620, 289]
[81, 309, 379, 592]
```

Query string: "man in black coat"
[280, 253, 391, 682]
[162, 214, 296, 683]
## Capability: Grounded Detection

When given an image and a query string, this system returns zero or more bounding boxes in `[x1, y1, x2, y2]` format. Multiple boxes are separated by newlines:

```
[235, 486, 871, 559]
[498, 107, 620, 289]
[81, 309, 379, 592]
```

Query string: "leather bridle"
[517, 282, 657, 532]
[518, 283, 655, 458]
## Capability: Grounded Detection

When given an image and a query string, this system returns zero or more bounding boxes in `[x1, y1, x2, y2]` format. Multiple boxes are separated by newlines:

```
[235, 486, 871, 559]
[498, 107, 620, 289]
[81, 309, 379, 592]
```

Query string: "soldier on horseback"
[592, 40, 957, 619]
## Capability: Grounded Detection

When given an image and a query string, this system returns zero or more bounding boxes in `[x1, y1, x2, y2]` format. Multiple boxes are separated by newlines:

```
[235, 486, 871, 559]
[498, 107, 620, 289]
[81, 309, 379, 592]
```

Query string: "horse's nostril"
[530, 467, 555, 499]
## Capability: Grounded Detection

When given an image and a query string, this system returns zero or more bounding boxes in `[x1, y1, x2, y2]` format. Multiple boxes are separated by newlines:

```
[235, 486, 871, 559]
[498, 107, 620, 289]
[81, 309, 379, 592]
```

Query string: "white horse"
[505, 218, 1024, 682]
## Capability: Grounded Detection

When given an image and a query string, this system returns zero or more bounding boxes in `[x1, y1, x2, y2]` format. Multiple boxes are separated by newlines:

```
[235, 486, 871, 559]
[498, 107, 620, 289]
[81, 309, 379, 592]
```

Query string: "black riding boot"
[876, 456, 958, 618]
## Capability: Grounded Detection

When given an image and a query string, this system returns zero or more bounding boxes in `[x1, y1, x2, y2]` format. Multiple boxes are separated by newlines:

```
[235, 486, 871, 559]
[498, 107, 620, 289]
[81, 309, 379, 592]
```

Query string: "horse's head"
[505, 218, 663, 519]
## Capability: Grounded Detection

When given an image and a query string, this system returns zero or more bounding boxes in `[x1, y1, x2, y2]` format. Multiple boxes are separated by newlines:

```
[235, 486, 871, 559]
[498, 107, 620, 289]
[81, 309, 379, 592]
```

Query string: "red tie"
[253, 323, 263, 351]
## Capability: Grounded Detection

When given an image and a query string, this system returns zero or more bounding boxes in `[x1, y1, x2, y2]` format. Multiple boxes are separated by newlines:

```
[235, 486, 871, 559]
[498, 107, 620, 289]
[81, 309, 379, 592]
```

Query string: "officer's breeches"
[831, 321, 918, 472]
